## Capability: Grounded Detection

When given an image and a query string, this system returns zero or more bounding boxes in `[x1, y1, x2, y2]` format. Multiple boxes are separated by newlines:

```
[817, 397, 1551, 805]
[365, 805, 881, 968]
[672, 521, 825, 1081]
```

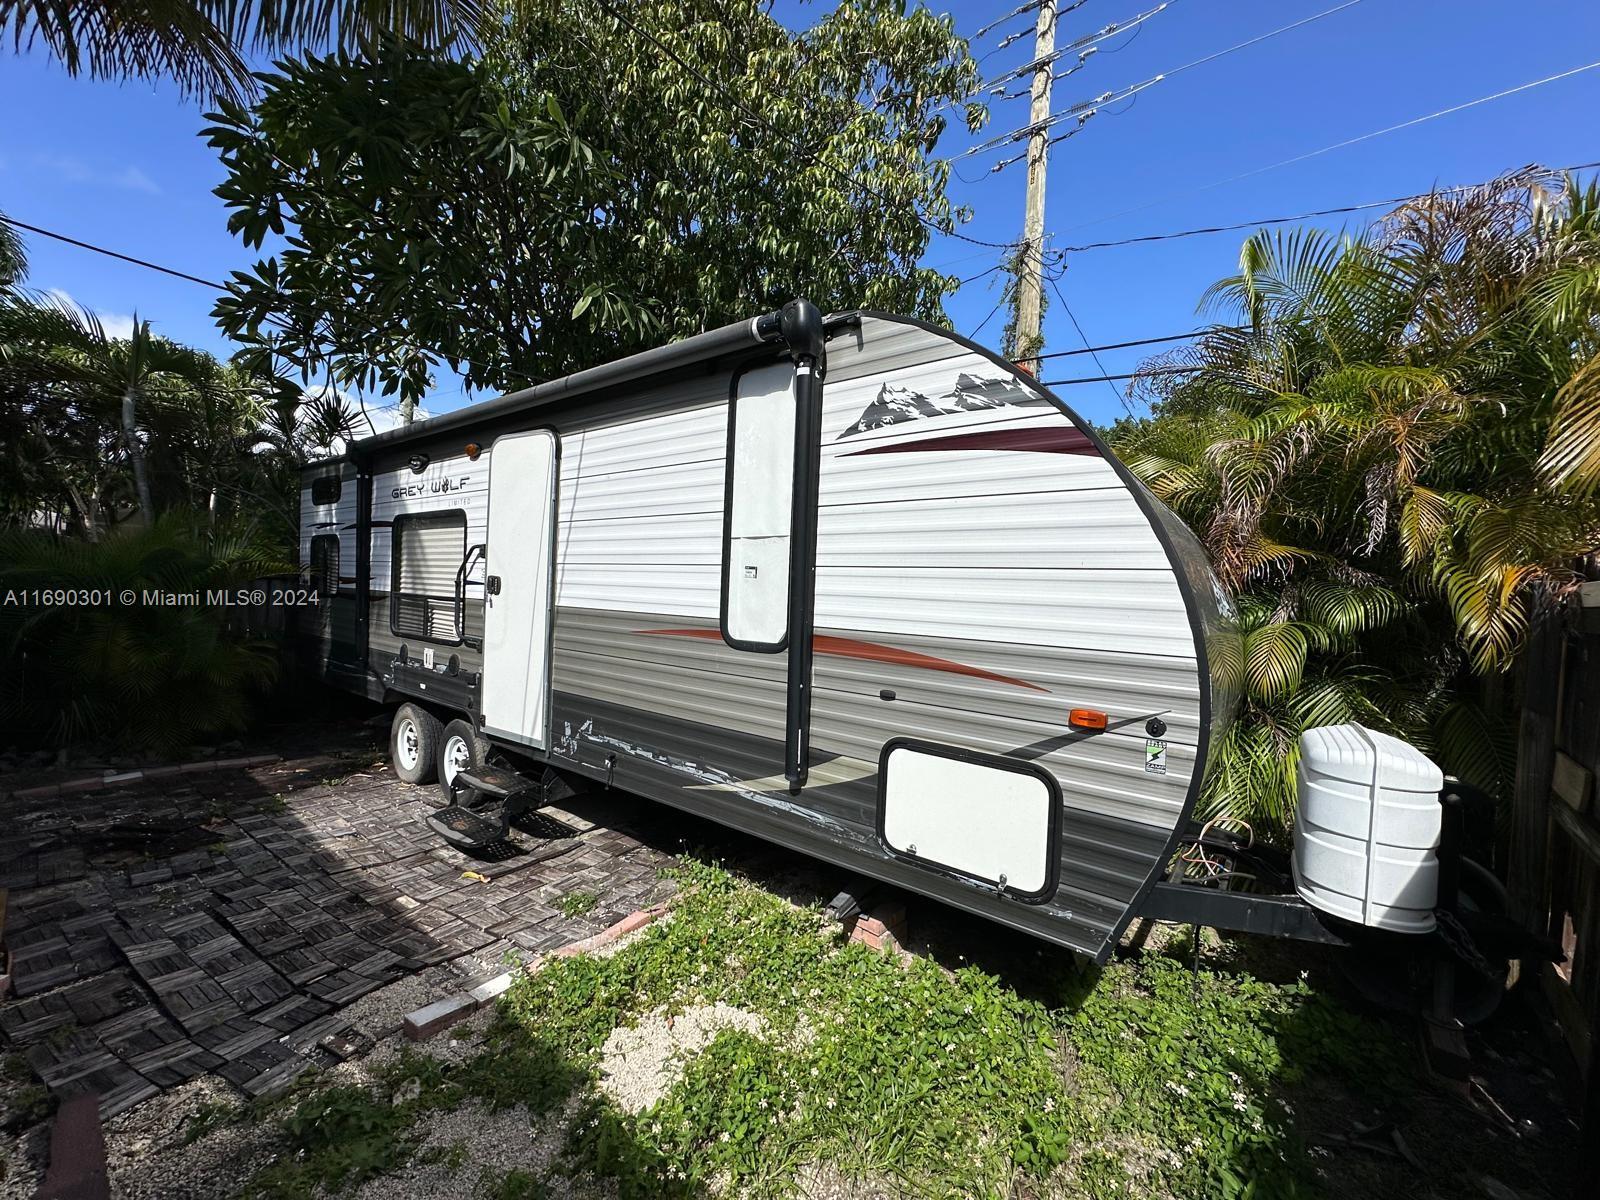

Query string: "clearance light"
[465, 442, 482, 460]
[1068, 708, 1108, 731]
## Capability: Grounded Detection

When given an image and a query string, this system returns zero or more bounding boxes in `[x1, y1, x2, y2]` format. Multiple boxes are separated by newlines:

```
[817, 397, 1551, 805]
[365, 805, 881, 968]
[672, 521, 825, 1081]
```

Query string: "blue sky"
[2, 0, 1598, 429]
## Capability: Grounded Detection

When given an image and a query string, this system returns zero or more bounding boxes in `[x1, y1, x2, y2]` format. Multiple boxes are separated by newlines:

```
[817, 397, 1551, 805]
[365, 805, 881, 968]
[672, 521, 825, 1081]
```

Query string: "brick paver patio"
[0, 736, 680, 1121]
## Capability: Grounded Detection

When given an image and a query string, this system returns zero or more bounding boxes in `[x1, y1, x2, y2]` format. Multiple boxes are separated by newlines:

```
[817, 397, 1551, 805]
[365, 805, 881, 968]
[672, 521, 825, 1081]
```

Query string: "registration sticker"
[1144, 740, 1167, 774]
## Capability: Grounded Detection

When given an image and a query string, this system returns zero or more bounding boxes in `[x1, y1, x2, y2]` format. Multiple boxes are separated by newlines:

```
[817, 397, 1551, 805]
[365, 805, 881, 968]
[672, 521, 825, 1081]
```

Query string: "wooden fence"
[1506, 568, 1600, 1175]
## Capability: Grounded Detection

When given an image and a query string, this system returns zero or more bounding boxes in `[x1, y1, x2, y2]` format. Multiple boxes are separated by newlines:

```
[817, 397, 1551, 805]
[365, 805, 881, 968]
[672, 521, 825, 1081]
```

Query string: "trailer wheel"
[391, 704, 442, 785]
[438, 719, 491, 802]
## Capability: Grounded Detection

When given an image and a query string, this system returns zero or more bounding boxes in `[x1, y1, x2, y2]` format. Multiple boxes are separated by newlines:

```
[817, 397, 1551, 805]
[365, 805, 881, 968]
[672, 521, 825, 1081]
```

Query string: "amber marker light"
[1068, 708, 1108, 731]
[465, 442, 482, 460]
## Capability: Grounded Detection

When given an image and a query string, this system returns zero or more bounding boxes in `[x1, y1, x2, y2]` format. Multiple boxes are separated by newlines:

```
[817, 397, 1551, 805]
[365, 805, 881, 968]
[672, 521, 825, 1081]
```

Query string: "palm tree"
[1113, 167, 1600, 833]
[0, 213, 25, 289]
[0, 0, 487, 103]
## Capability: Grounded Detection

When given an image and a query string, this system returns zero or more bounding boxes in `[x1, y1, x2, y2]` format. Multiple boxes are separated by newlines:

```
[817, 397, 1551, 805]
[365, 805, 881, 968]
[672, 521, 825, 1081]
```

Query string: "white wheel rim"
[443, 736, 471, 786]
[396, 718, 420, 771]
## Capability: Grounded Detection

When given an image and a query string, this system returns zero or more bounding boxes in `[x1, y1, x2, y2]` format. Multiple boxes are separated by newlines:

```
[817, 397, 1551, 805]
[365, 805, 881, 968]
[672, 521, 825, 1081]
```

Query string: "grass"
[0, 1053, 52, 1133]
[232, 859, 1403, 1199]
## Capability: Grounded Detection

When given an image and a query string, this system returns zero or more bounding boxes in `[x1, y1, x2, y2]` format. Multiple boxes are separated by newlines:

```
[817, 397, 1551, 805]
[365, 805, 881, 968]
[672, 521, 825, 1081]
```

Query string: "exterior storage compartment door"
[481, 430, 558, 749]
[878, 739, 1060, 901]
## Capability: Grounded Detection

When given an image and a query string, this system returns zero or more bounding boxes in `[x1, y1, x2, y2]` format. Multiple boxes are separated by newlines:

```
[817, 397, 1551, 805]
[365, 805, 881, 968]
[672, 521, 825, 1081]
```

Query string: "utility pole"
[1013, 0, 1056, 373]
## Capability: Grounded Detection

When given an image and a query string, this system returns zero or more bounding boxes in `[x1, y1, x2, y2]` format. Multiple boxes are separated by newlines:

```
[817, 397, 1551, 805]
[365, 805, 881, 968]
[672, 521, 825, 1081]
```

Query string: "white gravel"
[354, 1094, 585, 1200]
[0, 1124, 47, 1200]
[104, 1076, 280, 1200]
[597, 1003, 766, 1115]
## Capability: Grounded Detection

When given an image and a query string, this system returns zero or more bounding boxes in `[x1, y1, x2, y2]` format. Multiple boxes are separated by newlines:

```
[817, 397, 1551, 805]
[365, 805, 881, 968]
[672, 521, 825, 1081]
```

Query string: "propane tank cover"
[1292, 724, 1444, 933]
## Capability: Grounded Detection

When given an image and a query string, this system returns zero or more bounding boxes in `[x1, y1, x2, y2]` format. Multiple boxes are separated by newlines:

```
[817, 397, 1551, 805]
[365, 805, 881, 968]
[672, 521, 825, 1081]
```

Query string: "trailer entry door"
[481, 430, 557, 749]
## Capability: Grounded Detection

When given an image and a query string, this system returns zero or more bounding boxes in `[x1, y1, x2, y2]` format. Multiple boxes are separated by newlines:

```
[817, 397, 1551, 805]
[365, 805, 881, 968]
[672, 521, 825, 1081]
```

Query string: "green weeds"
[554, 889, 599, 918]
[228, 859, 1401, 1199]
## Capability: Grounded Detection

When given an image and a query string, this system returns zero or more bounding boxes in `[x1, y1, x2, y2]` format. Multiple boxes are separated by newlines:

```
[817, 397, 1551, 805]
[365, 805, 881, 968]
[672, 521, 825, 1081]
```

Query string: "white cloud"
[297, 385, 433, 458]
[111, 166, 161, 195]
[32, 153, 163, 195]
[44, 288, 137, 340]
[364, 403, 433, 437]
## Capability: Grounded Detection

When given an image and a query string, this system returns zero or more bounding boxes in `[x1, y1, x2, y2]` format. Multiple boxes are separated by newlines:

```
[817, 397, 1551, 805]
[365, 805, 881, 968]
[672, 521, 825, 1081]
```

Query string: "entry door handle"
[486, 575, 502, 596]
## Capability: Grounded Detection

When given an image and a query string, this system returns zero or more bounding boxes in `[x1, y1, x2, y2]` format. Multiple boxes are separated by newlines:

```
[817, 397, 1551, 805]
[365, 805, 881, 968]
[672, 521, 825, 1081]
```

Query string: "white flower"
[944, 1042, 956, 1053]
[1042, 1098, 1056, 1114]
[825, 1098, 837, 1110]
[719, 1131, 731, 1143]
[1165, 1081, 1189, 1097]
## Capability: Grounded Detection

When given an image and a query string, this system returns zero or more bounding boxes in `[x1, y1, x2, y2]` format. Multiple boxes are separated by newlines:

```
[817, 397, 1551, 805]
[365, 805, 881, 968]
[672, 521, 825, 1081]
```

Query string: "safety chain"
[1433, 908, 1502, 980]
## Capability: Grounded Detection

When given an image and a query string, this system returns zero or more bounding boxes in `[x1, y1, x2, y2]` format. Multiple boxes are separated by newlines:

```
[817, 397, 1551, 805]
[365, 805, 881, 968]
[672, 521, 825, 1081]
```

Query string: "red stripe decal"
[636, 629, 1049, 693]
[840, 425, 1100, 457]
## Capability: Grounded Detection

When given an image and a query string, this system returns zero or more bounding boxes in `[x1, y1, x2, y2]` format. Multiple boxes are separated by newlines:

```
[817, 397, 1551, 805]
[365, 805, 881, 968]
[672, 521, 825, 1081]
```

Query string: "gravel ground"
[100, 963, 518, 1199]
[597, 1003, 766, 1114]
[0, 1124, 47, 1200]
[105, 1076, 281, 1200]
[354, 1095, 589, 1200]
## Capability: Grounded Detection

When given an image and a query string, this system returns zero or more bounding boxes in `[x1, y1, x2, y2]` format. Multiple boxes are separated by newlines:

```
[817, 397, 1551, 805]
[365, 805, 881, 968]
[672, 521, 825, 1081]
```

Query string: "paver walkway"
[0, 734, 679, 1122]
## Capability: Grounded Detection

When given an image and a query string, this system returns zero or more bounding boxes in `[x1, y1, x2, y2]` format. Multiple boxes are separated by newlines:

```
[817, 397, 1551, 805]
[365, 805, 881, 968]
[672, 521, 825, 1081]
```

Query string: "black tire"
[438, 719, 492, 804]
[390, 703, 443, 785]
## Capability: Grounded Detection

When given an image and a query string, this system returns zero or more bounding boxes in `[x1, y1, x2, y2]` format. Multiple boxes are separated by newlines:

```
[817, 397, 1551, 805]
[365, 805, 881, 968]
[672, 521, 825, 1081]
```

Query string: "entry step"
[454, 764, 536, 800]
[426, 805, 508, 849]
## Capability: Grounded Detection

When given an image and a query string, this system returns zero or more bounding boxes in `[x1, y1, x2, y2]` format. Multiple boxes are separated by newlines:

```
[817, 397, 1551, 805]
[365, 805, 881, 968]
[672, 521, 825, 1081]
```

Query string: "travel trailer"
[297, 299, 1529, 1001]
[296, 300, 1235, 963]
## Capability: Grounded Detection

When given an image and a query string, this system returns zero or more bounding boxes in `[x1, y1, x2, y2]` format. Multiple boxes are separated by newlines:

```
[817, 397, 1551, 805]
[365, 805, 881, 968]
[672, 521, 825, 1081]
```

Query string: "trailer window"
[391, 510, 466, 644]
[310, 476, 341, 505]
[309, 535, 339, 596]
[722, 362, 797, 651]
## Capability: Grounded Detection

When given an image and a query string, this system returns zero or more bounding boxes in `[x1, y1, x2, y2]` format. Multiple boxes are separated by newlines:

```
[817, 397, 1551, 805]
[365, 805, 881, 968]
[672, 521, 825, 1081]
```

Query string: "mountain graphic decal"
[838, 383, 950, 437]
[837, 373, 1049, 439]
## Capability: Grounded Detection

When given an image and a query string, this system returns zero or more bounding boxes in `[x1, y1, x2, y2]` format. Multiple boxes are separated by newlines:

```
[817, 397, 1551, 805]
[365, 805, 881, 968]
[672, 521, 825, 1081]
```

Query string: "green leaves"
[208, 7, 981, 405]
[1242, 622, 1308, 702]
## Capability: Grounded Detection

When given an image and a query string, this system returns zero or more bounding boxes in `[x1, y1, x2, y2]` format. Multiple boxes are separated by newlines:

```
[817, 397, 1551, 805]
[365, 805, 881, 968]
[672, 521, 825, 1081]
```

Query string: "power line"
[1058, 159, 1600, 251]
[1159, 0, 1363, 81]
[1047, 273, 1133, 414]
[973, 0, 1046, 41]
[590, 0, 1023, 252]
[975, 0, 1172, 96]
[954, 73, 1162, 162]
[1, 216, 227, 290]
[1040, 365, 1194, 385]
[968, 293, 1009, 341]
[974, 0, 1090, 61]
[1064, 59, 1600, 236]
[953, 0, 1363, 165]
[1033, 325, 1231, 360]
[0, 212, 525, 390]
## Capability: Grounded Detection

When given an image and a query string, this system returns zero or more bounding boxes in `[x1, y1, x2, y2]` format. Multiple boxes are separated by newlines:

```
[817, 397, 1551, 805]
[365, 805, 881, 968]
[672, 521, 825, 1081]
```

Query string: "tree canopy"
[1111, 168, 1600, 831]
[206, 0, 986, 405]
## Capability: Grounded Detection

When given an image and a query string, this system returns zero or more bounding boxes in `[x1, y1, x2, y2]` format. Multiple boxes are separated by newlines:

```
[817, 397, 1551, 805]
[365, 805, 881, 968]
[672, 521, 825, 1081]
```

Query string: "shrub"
[0, 516, 284, 752]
